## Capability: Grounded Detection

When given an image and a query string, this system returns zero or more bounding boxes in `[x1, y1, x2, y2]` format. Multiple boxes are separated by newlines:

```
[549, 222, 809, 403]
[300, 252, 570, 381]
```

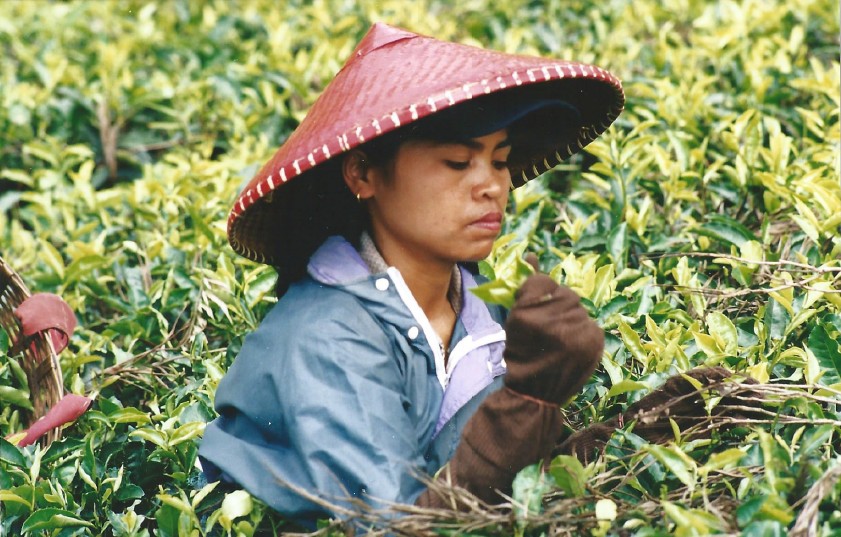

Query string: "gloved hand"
[556, 366, 762, 464]
[417, 256, 604, 508]
[502, 258, 604, 405]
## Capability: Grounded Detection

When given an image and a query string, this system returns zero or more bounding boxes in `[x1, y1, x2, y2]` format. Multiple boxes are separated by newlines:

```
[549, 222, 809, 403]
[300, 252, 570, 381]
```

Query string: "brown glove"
[557, 366, 761, 464]
[416, 388, 564, 507]
[417, 265, 604, 508]
[502, 272, 604, 405]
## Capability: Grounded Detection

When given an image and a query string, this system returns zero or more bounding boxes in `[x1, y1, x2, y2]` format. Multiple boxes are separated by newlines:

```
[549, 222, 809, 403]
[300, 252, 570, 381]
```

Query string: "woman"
[199, 23, 749, 527]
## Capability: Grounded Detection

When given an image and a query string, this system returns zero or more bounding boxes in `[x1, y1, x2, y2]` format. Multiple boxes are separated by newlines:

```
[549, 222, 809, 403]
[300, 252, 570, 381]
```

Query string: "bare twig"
[790, 462, 841, 537]
[641, 252, 841, 274]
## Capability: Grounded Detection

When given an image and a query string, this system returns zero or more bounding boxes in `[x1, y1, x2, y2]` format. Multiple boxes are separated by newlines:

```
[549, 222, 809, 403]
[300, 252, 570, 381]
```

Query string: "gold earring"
[356, 192, 362, 202]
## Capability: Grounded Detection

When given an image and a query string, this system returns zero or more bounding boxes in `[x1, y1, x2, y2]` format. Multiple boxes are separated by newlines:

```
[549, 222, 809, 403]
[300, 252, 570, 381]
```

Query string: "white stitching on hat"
[343, 134, 350, 149]
[267, 175, 275, 189]
[554, 151, 563, 161]
[512, 72, 522, 86]
[554, 65, 565, 78]
[541, 66, 550, 80]
[257, 183, 263, 197]
[526, 69, 536, 82]
[238, 199, 245, 212]
[410, 104, 418, 120]
[280, 167, 288, 182]
[445, 90, 455, 105]
[481, 79, 490, 94]
[462, 83, 474, 98]
[356, 126, 365, 143]
[293, 159, 301, 174]
[543, 158, 551, 168]
[307, 153, 316, 166]
[337, 135, 346, 151]
[391, 112, 400, 127]
[496, 76, 506, 89]
[427, 97, 438, 112]
[322, 144, 330, 159]
[372, 119, 382, 134]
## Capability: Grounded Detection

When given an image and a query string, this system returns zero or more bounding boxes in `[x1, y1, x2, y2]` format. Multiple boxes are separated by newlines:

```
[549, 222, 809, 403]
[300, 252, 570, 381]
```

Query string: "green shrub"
[1, 0, 839, 535]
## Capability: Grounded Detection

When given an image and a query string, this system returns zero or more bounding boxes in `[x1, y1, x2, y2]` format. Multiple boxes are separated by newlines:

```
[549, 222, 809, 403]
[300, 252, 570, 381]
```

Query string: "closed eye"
[445, 160, 470, 171]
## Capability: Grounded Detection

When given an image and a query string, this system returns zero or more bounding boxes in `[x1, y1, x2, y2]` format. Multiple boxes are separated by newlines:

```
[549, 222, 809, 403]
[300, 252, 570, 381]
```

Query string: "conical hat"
[228, 23, 624, 265]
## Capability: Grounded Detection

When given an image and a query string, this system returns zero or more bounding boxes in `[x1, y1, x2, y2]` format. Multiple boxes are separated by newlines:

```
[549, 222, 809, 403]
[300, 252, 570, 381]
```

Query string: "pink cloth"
[14, 293, 77, 353]
[17, 394, 92, 447]
[8, 293, 88, 445]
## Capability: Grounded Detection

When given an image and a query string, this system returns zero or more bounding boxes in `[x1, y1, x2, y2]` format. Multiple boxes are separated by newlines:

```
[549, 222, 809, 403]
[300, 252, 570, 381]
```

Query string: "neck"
[370, 234, 454, 317]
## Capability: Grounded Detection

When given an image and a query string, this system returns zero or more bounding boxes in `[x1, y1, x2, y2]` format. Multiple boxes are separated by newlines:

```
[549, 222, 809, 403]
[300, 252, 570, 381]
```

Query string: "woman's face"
[364, 128, 511, 268]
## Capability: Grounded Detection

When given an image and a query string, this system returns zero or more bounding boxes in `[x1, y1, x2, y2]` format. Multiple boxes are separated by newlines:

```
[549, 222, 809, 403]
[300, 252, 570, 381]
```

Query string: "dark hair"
[271, 158, 366, 297]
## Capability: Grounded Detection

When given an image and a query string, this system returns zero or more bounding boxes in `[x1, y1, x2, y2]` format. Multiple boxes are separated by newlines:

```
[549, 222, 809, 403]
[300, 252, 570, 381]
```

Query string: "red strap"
[16, 394, 92, 447]
[13, 293, 77, 354]
[502, 385, 559, 409]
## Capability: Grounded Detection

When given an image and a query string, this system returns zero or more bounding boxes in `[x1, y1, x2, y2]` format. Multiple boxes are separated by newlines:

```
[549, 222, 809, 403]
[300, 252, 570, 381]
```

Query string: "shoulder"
[214, 277, 400, 406]
[233, 277, 398, 375]
[271, 277, 374, 325]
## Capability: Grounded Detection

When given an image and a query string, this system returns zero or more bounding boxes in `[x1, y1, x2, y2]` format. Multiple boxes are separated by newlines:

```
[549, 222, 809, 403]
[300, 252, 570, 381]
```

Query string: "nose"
[472, 161, 511, 201]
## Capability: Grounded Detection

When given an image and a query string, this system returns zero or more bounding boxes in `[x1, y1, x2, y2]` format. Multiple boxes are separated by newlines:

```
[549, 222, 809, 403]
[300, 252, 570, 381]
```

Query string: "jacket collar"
[306, 235, 503, 354]
[306, 236, 507, 436]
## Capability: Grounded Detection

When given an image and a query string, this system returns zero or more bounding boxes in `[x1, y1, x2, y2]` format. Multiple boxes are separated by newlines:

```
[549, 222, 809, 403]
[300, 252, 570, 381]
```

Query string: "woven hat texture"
[228, 23, 624, 265]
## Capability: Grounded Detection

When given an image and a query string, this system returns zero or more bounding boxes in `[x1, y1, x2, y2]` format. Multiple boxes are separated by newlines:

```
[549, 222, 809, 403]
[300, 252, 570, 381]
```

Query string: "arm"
[200, 295, 432, 525]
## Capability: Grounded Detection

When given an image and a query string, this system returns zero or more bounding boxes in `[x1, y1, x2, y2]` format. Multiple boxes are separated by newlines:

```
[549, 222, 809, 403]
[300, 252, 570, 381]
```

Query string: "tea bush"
[1, 0, 839, 535]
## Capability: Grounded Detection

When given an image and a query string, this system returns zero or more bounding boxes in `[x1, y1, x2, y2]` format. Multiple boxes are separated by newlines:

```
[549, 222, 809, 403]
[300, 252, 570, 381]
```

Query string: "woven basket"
[0, 255, 65, 444]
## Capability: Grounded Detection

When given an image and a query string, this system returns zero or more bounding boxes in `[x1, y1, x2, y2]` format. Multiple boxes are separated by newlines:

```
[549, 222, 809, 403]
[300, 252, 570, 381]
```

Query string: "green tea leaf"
[0, 386, 33, 410]
[221, 489, 253, 522]
[511, 464, 551, 519]
[694, 214, 758, 247]
[706, 311, 738, 355]
[808, 324, 841, 385]
[548, 455, 586, 498]
[646, 445, 697, 488]
[0, 437, 26, 467]
[21, 508, 93, 531]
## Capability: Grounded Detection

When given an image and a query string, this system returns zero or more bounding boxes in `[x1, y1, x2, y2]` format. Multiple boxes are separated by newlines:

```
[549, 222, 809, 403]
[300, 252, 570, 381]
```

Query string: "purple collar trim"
[307, 236, 371, 284]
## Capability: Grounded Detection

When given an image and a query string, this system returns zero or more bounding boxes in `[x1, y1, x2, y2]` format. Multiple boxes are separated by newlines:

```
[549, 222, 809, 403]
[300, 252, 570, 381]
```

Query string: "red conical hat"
[228, 23, 624, 265]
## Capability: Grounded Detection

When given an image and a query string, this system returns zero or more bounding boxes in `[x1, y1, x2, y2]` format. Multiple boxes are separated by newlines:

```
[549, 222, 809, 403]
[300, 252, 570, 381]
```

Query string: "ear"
[342, 150, 375, 200]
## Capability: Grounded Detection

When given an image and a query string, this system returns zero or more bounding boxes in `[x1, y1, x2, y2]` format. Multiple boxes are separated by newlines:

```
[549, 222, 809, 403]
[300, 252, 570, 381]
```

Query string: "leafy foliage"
[1, 0, 839, 535]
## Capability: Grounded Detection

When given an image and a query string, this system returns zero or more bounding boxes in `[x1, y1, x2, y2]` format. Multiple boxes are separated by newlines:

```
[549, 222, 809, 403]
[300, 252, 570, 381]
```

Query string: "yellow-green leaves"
[693, 311, 739, 364]
[471, 233, 535, 309]
[1, 0, 840, 535]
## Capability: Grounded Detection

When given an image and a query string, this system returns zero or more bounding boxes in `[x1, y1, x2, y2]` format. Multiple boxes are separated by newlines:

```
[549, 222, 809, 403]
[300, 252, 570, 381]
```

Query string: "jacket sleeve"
[199, 295, 430, 526]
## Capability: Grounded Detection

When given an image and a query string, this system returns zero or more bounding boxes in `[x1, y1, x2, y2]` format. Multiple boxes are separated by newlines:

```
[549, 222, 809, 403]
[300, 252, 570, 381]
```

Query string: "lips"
[470, 212, 503, 231]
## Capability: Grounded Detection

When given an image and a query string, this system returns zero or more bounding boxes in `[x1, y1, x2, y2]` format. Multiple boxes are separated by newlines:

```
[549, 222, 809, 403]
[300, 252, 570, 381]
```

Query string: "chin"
[459, 244, 495, 263]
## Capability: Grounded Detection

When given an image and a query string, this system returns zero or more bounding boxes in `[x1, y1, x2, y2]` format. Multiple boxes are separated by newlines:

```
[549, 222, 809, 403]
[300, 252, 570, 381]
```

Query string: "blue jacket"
[199, 236, 507, 526]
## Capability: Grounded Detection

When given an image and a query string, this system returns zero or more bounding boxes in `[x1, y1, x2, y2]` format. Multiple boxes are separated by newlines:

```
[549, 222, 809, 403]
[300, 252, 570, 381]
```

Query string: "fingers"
[524, 253, 540, 273]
